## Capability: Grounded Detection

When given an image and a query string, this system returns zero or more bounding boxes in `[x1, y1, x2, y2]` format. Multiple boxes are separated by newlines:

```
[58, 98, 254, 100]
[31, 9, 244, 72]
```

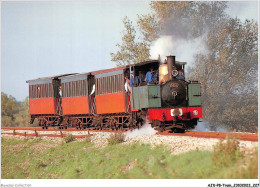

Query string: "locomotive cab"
[128, 60, 161, 110]
[129, 60, 160, 86]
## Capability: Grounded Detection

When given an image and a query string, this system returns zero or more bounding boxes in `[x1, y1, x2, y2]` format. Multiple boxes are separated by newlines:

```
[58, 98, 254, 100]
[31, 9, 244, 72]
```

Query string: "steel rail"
[157, 131, 258, 142]
[1, 127, 258, 142]
[1, 127, 92, 138]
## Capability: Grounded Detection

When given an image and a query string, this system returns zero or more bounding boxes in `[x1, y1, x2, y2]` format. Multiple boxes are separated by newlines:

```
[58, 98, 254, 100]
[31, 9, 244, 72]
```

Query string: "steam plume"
[150, 35, 208, 66]
[125, 122, 157, 138]
[193, 121, 228, 132]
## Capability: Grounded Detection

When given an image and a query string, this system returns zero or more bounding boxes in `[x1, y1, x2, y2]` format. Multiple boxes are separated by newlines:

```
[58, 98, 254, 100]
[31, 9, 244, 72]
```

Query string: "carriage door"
[126, 67, 133, 112]
[88, 75, 96, 114]
[53, 79, 62, 115]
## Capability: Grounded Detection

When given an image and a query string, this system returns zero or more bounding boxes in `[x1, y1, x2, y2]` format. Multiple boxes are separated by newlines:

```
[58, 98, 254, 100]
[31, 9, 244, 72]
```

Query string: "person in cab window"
[124, 76, 131, 93]
[59, 86, 62, 97]
[130, 71, 141, 87]
[37, 86, 41, 98]
[177, 70, 185, 80]
[145, 67, 157, 83]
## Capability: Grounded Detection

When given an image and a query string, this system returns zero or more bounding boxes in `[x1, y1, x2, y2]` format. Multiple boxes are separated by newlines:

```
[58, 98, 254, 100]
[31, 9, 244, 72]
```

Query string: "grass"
[1, 137, 258, 179]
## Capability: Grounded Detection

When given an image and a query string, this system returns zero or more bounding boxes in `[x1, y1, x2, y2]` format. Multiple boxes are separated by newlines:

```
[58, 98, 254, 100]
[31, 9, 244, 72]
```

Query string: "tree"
[189, 18, 258, 132]
[1, 93, 34, 127]
[110, 17, 150, 66]
[137, 14, 160, 43]
[111, 2, 228, 65]
[14, 97, 31, 127]
[151, 1, 228, 39]
[1, 92, 19, 126]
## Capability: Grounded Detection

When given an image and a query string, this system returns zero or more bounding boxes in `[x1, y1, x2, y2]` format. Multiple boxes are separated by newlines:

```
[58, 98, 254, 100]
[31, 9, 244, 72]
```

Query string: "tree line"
[110, 2, 258, 132]
[1, 92, 37, 127]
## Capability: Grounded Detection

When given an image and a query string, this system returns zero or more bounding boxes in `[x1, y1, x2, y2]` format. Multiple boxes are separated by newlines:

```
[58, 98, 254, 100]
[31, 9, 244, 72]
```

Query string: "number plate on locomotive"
[170, 83, 179, 88]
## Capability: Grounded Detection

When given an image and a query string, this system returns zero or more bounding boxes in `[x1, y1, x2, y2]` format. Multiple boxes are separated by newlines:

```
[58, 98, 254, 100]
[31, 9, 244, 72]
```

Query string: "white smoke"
[150, 35, 208, 66]
[125, 122, 157, 138]
[193, 121, 228, 132]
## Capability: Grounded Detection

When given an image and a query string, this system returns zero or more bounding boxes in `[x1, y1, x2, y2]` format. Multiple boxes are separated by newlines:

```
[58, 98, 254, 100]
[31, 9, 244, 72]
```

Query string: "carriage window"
[79, 80, 82, 96]
[108, 76, 111, 94]
[29, 83, 53, 99]
[60, 79, 88, 98]
[95, 74, 125, 95]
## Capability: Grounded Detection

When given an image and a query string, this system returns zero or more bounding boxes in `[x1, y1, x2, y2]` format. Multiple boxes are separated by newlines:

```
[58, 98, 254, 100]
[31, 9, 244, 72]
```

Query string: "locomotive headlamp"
[170, 108, 183, 117]
[193, 110, 198, 116]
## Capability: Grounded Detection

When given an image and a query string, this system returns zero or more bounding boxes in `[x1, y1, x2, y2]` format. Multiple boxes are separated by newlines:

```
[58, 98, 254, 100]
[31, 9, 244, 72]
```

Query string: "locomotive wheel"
[154, 127, 163, 132]
[159, 127, 165, 132]
[172, 128, 185, 133]
[76, 123, 81, 129]
[156, 123, 165, 132]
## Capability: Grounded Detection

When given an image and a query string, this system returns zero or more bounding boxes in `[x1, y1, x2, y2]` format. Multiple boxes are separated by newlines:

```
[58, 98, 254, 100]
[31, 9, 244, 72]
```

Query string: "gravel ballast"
[1, 129, 258, 155]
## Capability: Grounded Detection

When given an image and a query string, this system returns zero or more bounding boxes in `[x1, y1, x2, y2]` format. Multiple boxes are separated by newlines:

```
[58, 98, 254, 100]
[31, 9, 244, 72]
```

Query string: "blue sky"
[1, 1, 258, 101]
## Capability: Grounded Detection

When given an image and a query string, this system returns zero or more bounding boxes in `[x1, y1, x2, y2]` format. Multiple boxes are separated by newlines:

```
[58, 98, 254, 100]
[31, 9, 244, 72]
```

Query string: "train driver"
[145, 67, 157, 83]
[130, 71, 141, 87]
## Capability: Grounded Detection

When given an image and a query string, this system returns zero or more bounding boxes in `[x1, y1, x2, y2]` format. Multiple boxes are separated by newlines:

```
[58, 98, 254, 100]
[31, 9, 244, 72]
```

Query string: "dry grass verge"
[107, 131, 125, 145]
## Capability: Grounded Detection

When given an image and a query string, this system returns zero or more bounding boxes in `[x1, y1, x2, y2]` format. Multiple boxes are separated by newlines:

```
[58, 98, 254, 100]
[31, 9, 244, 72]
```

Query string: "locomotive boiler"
[26, 55, 202, 133]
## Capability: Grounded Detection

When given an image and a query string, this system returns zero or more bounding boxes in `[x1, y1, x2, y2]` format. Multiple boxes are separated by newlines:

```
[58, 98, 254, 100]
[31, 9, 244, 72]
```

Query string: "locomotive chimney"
[167, 55, 176, 80]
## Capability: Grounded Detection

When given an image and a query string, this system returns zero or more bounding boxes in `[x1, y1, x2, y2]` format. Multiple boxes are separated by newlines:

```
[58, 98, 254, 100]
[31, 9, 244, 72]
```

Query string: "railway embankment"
[1, 130, 258, 179]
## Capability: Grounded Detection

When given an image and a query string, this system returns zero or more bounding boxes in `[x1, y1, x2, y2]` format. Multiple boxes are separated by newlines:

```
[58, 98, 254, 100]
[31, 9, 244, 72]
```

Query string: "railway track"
[1, 127, 92, 138]
[1, 126, 258, 142]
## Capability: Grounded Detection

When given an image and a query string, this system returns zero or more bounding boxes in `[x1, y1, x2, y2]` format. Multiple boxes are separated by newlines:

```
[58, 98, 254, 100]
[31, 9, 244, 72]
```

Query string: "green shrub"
[84, 136, 91, 143]
[64, 134, 75, 143]
[212, 135, 242, 167]
[107, 131, 125, 145]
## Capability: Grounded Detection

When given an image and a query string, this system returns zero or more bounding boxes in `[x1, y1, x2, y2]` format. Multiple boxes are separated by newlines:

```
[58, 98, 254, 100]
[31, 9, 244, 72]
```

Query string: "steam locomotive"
[26, 55, 202, 133]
